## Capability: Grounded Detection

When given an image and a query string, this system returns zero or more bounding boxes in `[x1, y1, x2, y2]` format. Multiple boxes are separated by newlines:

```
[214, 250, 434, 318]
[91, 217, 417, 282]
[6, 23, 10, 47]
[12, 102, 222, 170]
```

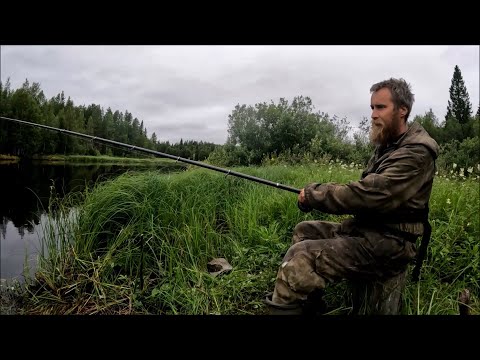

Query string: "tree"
[446, 65, 472, 125]
[226, 96, 323, 164]
[0, 80, 205, 159]
[151, 132, 157, 145]
[226, 103, 269, 163]
[413, 109, 441, 142]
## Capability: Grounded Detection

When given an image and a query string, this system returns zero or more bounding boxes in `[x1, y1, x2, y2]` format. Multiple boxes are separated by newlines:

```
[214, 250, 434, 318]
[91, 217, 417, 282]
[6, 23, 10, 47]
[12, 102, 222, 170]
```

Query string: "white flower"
[446, 198, 451, 204]
[435, 171, 438, 176]
[453, 163, 457, 169]
[468, 167, 473, 173]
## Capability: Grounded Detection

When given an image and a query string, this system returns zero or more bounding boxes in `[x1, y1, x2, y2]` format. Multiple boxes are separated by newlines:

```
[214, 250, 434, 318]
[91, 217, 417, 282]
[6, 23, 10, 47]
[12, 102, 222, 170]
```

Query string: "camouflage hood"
[394, 122, 440, 160]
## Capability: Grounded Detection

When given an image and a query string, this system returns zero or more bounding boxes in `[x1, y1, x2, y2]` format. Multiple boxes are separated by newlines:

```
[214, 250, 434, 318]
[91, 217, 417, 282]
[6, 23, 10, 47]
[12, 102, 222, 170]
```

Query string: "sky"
[1, 45, 478, 145]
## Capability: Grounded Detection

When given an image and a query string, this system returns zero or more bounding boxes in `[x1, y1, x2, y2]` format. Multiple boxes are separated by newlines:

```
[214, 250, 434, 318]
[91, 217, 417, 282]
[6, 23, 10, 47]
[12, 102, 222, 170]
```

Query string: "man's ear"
[399, 106, 408, 118]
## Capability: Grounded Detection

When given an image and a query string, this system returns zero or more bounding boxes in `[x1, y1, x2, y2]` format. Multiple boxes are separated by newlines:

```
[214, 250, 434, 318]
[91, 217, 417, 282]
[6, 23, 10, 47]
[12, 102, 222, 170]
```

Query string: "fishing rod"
[0, 116, 301, 194]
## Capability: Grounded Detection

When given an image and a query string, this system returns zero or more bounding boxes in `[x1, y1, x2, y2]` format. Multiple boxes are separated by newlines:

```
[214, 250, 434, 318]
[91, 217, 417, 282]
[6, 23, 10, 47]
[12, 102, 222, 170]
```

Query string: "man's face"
[369, 87, 403, 146]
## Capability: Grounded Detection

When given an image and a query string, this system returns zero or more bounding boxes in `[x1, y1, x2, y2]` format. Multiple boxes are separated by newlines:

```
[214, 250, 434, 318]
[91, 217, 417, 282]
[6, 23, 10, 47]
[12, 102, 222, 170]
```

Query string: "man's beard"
[369, 114, 401, 146]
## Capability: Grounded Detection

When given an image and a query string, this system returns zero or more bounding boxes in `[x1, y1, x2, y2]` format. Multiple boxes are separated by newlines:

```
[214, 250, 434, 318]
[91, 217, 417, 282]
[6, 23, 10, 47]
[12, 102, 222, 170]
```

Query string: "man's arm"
[301, 145, 434, 215]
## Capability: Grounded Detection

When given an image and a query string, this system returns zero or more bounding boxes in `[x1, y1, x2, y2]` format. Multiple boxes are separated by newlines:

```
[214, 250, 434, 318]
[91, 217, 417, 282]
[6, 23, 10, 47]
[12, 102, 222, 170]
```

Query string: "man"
[265, 78, 439, 315]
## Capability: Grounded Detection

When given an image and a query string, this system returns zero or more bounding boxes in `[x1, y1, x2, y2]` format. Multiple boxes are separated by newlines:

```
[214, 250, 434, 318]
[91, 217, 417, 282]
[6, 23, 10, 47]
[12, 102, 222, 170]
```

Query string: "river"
[0, 160, 184, 283]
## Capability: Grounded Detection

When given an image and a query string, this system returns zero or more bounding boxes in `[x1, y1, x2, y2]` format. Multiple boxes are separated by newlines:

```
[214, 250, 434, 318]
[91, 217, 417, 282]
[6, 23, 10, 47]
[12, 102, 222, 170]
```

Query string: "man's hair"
[370, 78, 415, 121]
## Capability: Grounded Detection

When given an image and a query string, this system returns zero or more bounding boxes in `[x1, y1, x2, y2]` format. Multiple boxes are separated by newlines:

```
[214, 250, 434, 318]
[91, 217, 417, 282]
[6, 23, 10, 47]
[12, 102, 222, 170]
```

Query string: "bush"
[206, 144, 250, 167]
[437, 137, 480, 172]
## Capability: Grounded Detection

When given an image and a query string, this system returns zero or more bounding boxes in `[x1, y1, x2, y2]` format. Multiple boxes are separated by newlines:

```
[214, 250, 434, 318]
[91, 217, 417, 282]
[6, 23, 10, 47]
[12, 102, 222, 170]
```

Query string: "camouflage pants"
[271, 219, 417, 305]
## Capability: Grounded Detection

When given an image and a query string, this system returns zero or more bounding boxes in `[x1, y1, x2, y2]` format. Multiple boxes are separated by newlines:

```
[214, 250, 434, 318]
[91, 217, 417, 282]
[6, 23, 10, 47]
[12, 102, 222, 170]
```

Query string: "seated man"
[265, 77, 439, 315]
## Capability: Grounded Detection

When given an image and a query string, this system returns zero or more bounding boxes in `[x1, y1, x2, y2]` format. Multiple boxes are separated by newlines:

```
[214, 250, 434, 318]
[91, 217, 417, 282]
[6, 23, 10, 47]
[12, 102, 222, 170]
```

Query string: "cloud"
[1, 45, 478, 144]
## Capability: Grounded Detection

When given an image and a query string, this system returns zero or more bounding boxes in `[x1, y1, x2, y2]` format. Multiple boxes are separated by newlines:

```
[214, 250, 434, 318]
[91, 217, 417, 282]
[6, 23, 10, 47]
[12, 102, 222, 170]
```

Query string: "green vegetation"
[1, 65, 478, 315]
[8, 161, 478, 315]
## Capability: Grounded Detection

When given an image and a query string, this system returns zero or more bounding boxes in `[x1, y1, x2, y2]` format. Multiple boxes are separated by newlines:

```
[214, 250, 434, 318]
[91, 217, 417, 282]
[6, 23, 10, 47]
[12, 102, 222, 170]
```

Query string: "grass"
[11, 161, 480, 315]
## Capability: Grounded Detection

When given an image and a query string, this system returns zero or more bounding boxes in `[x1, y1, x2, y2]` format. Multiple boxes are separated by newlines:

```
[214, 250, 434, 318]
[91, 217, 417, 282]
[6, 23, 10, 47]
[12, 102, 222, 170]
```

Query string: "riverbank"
[10, 162, 479, 315]
[0, 154, 182, 165]
[0, 154, 190, 171]
[0, 154, 20, 164]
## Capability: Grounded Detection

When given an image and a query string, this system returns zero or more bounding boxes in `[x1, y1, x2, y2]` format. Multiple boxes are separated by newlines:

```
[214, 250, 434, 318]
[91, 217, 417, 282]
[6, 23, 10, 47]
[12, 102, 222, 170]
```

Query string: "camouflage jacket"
[304, 122, 439, 236]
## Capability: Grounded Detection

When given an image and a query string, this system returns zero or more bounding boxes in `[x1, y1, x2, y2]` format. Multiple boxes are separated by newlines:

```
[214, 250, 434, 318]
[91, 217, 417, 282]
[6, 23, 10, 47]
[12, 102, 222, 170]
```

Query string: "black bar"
[0, 116, 301, 194]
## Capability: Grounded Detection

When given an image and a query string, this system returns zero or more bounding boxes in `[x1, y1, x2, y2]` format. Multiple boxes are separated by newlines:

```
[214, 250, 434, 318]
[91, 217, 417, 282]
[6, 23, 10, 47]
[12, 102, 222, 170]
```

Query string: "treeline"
[1, 65, 479, 170]
[207, 65, 479, 170]
[0, 79, 218, 160]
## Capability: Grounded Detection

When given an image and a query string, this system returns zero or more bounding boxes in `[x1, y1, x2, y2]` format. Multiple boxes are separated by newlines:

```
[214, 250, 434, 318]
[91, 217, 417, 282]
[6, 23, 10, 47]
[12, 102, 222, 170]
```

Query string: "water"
[0, 160, 184, 282]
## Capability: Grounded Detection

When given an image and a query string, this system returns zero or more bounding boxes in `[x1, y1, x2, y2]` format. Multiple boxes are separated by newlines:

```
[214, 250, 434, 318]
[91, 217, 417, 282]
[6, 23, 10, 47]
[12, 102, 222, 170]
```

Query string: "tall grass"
[19, 163, 479, 315]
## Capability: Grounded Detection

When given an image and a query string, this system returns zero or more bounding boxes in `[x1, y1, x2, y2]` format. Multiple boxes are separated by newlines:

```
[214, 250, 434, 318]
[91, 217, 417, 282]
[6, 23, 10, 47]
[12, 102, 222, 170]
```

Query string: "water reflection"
[0, 160, 184, 281]
[1, 212, 50, 280]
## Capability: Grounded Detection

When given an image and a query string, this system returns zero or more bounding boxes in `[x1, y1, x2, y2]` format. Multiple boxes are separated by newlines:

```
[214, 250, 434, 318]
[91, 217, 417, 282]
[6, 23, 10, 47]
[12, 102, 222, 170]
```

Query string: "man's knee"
[292, 221, 311, 244]
[282, 256, 327, 292]
[274, 252, 327, 304]
[292, 220, 340, 244]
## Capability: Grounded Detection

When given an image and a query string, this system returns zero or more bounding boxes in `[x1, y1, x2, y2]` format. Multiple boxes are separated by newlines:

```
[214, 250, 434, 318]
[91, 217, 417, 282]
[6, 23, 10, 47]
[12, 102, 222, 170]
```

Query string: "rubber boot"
[264, 292, 303, 315]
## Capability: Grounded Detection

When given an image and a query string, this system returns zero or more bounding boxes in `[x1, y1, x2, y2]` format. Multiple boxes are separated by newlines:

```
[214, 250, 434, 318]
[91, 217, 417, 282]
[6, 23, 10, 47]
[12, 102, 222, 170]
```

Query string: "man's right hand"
[297, 188, 312, 212]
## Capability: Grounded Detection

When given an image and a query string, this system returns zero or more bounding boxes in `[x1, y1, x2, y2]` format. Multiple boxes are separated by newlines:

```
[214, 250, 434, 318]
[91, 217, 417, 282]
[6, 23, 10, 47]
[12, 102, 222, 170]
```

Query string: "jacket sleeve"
[303, 145, 433, 215]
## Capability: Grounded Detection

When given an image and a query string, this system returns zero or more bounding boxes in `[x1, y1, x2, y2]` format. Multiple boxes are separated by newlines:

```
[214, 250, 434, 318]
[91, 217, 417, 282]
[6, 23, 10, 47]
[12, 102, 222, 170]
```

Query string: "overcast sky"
[1, 45, 478, 144]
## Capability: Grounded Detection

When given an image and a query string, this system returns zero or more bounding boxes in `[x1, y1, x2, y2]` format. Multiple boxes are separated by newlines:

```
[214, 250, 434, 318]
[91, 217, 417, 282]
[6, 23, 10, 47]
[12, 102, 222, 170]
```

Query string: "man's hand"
[298, 188, 306, 203]
[297, 188, 312, 212]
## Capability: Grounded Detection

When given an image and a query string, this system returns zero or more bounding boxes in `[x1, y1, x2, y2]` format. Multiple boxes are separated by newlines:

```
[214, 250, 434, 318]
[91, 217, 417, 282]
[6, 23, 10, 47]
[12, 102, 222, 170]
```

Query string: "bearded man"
[264, 78, 439, 315]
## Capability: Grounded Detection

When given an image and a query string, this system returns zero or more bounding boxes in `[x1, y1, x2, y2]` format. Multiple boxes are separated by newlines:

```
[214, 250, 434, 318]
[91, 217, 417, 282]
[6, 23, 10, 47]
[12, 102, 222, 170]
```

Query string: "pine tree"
[446, 65, 472, 125]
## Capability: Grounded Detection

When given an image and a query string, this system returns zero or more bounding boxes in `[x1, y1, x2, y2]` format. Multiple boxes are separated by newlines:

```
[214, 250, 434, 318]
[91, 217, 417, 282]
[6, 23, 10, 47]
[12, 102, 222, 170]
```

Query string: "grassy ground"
[7, 161, 479, 315]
